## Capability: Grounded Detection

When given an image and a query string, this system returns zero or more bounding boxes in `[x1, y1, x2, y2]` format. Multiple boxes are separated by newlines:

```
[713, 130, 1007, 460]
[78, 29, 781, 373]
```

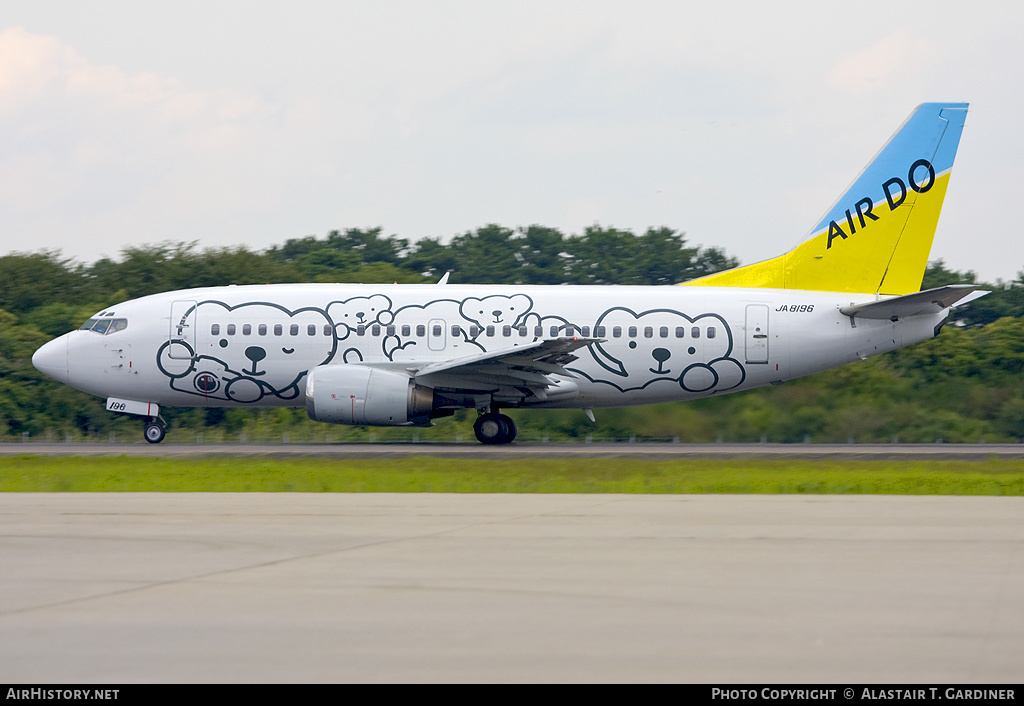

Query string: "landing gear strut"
[143, 417, 167, 444]
[474, 412, 517, 445]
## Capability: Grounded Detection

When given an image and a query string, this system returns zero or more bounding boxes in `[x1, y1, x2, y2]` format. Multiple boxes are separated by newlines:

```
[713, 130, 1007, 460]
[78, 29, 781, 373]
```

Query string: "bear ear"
[459, 298, 482, 316]
[510, 294, 532, 310]
[597, 308, 632, 329]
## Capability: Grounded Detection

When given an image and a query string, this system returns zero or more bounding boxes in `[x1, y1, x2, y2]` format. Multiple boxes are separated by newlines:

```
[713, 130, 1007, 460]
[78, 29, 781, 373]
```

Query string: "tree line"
[1, 224, 1023, 442]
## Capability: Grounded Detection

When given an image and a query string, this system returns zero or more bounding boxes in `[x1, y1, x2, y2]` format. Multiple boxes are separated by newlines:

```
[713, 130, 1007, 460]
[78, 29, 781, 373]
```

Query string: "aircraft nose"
[32, 336, 69, 384]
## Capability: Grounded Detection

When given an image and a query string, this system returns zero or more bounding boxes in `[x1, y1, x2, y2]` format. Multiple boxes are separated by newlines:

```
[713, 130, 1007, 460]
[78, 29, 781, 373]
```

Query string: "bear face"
[459, 294, 533, 329]
[327, 295, 393, 340]
[158, 300, 336, 403]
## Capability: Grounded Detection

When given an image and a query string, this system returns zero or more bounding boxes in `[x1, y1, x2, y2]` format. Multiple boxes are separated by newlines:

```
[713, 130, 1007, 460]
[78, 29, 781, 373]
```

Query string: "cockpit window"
[80, 318, 128, 334]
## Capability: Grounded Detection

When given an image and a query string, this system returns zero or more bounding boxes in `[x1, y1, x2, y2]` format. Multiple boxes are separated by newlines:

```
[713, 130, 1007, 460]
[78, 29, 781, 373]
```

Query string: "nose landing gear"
[143, 417, 167, 444]
[473, 412, 517, 445]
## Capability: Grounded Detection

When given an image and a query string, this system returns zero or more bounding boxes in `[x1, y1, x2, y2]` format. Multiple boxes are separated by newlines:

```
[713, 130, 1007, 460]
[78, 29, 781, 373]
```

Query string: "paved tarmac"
[5, 441, 1024, 459]
[1, 493, 1021, 683]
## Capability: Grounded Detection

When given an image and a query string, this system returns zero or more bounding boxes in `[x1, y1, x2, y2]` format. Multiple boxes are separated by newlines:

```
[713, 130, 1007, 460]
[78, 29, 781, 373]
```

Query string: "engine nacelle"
[305, 365, 434, 426]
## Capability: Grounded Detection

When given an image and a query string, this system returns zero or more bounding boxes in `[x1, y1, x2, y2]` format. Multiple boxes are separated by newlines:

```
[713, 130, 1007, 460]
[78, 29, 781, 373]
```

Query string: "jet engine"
[305, 365, 434, 426]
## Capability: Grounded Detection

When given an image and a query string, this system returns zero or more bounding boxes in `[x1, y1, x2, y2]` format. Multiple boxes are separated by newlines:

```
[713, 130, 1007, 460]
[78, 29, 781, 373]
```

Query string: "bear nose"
[245, 346, 267, 363]
[652, 348, 671, 363]
[492, 310, 502, 317]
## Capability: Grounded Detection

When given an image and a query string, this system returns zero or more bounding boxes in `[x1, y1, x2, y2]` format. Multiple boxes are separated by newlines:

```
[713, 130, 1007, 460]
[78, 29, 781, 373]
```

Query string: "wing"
[412, 337, 599, 404]
[839, 285, 987, 321]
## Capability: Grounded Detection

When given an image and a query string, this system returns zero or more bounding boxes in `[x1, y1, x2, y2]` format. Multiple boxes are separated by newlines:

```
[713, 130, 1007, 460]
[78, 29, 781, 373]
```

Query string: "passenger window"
[644, 327, 653, 338]
[708, 327, 716, 339]
[324, 324, 332, 336]
[242, 324, 251, 336]
[595, 326, 606, 337]
[274, 324, 283, 336]
[371, 324, 380, 336]
[565, 325, 576, 336]
[470, 325, 481, 337]
[519, 326, 528, 337]
[534, 326, 543, 337]
[401, 325, 410, 336]
[447, 325, 456, 337]
[356, 325, 366, 336]
[308, 324, 317, 336]
[227, 324, 236, 336]
[258, 324, 267, 336]
[581, 326, 591, 337]
[433, 324, 442, 336]
[692, 327, 700, 338]
[386, 325, 396, 336]
[502, 325, 511, 337]
[675, 326, 685, 338]
[290, 324, 299, 336]
[660, 326, 668, 338]
[612, 326, 621, 338]
[211, 324, 220, 336]
[628, 326, 637, 338]
[550, 326, 558, 337]
[486, 325, 495, 337]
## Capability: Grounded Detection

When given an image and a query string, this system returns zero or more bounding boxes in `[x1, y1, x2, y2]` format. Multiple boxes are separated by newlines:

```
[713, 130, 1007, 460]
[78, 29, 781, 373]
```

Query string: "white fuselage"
[34, 283, 944, 413]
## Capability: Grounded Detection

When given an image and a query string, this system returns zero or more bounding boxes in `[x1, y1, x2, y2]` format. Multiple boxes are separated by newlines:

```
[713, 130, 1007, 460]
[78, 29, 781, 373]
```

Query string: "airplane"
[32, 102, 982, 445]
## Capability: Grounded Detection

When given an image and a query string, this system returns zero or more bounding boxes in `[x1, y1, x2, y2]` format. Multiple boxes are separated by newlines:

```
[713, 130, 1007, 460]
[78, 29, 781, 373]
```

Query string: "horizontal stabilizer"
[839, 285, 985, 320]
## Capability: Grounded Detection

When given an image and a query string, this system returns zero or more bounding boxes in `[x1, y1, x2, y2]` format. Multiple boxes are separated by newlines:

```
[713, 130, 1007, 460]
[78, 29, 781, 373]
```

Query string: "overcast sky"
[2, 1, 1021, 282]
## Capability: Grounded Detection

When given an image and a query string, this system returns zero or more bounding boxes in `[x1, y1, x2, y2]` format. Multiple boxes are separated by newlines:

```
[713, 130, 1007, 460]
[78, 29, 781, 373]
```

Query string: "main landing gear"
[474, 412, 517, 445]
[143, 417, 167, 444]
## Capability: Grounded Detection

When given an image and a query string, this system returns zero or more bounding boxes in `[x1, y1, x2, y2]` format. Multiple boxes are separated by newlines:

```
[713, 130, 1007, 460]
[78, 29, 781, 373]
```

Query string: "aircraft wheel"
[474, 413, 516, 445]
[501, 415, 517, 443]
[144, 421, 166, 444]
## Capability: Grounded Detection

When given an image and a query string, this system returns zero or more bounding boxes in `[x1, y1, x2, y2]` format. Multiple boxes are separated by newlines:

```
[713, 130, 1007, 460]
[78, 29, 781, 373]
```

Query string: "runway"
[1, 493, 1021, 682]
[5, 441, 1024, 459]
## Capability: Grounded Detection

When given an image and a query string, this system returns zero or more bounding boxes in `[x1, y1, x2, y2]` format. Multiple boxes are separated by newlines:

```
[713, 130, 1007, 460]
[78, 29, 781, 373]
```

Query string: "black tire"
[144, 422, 166, 444]
[474, 413, 516, 445]
[500, 414, 517, 443]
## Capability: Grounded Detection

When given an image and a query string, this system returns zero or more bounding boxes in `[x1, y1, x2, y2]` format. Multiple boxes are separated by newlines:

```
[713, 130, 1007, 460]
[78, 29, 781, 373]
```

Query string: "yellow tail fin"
[684, 103, 968, 295]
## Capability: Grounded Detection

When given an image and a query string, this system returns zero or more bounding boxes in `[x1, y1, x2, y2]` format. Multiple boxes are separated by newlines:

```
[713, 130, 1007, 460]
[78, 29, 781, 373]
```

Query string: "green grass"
[1, 456, 1024, 494]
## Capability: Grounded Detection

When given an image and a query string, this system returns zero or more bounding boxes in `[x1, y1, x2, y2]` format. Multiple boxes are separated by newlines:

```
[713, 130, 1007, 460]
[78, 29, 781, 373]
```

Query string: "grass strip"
[1, 456, 1024, 494]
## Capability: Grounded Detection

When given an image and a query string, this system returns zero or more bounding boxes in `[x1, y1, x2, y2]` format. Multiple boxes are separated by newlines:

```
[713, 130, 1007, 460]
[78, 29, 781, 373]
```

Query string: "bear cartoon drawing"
[157, 301, 337, 403]
[459, 294, 534, 332]
[327, 295, 392, 341]
[583, 307, 745, 393]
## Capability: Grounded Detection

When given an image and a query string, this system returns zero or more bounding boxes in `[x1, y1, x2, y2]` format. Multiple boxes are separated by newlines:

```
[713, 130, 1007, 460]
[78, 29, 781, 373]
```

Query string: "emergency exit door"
[745, 305, 769, 364]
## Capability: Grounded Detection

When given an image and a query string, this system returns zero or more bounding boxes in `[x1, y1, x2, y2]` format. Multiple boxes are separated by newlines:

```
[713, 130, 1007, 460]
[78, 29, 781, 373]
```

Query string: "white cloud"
[827, 31, 937, 94]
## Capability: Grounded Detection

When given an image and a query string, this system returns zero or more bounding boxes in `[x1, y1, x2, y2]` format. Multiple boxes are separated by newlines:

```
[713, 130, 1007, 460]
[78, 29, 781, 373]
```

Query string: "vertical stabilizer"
[685, 103, 968, 294]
